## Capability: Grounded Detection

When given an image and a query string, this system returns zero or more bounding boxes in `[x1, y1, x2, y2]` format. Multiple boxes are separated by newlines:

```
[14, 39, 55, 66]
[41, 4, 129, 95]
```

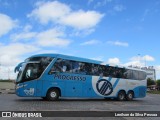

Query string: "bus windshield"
[23, 62, 41, 82]
[15, 57, 53, 83]
[16, 62, 26, 83]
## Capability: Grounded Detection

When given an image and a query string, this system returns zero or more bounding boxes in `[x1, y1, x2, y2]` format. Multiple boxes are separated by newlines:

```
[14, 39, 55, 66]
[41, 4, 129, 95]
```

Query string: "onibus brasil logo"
[96, 79, 113, 96]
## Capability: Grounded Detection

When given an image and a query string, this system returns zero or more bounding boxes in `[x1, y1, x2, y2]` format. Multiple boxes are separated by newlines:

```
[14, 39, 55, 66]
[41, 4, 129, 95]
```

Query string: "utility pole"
[138, 54, 141, 67]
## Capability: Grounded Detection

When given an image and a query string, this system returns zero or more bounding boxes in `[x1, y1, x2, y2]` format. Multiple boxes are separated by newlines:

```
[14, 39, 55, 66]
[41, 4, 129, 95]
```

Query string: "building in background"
[141, 66, 156, 81]
[128, 66, 156, 81]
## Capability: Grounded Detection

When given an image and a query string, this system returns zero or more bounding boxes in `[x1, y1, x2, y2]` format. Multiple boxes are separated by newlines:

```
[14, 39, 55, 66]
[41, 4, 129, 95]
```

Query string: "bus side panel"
[112, 78, 127, 97]
[133, 86, 147, 98]
[126, 79, 147, 98]
[41, 79, 66, 97]
[91, 76, 126, 98]
[83, 76, 99, 97]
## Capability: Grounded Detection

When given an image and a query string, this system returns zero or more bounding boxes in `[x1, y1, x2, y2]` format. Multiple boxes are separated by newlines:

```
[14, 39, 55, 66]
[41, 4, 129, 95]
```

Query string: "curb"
[0, 89, 15, 94]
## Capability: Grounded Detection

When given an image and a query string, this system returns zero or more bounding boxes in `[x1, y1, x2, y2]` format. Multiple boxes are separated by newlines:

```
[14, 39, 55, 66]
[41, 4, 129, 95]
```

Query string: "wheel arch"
[46, 87, 61, 97]
[116, 89, 126, 97]
[127, 90, 135, 98]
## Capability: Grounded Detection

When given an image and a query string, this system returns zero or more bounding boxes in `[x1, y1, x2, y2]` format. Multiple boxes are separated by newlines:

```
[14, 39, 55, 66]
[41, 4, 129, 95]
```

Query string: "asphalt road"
[0, 93, 160, 120]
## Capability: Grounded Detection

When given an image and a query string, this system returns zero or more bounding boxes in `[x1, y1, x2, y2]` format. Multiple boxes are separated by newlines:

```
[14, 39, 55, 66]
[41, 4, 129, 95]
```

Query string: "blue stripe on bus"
[113, 78, 120, 89]
[108, 77, 112, 81]
[98, 76, 103, 80]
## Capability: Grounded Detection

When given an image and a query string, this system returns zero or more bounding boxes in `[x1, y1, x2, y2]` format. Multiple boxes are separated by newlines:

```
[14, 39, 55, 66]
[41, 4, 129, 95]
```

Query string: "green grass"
[0, 80, 14, 82]
[147, 91, 160, 94]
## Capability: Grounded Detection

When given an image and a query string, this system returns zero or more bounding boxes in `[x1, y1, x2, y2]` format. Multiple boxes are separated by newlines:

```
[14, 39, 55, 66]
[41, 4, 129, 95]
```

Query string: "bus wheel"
[117, 91, 126, 101]
[126, 91, 134, 101]
[46, 89, 60, 101]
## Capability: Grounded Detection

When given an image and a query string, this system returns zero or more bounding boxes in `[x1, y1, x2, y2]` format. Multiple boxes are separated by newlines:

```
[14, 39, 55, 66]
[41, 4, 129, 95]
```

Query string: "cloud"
[0, 43, 40, 66]
[60, 10, 104, 30]
[88, 0, 94, 5]
[28, 1, 71, 24]
[143, 55, 155, 61]
[28, 1, 104, 30]
[124, 61, 144, 67]
[36, 28, 71, 47]
[113, 5, 125, 12]
[11, 28, 71, 47]
[23, 24, 33, 32]
[130, 55, 155, 62]
[141, 9, 150, 22]
[94, 0, 112, 8]
[107, 41, 129, 47]
[0, 13, 17, 37]
[107, 58, 120, 65]
[80, 40, 101, 45]
[11, 32, 37, 41]
[0, 42, 40, 79]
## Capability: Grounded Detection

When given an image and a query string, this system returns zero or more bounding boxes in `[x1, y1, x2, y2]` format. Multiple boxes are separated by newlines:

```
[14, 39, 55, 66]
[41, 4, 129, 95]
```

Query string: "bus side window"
[115, 68, 123, 78]
[49, 59, 63, 74]
[83, 63, 92, 75]
[138, 71, 146, 80]
[124, 69, 132, 79]
[72, 61, 80, 73]
[132, 70, 139, 80]
[103, 66, 110, 77]
[91, 64, 100, 76]
[98, 65, 106, 77]
[63, 60, 72, 72]
[49, 59, 72, 74]
[108, 66, 115, 77]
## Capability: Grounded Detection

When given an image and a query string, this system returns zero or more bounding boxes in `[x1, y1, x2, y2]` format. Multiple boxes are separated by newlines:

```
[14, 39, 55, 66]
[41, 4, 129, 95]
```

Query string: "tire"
[126, 91, 134, 101]
[117, 91, 126, 101]
[46, 89, 60, 101]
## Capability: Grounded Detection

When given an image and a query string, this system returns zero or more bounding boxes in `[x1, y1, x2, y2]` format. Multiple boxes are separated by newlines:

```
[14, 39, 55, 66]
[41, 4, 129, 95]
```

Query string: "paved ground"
[0, 82, 14, 89]
[0, 93, 159, 120]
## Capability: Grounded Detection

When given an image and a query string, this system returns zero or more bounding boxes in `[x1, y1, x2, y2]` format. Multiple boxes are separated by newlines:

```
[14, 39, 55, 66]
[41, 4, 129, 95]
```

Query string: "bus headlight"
[16, 84, 23, 90]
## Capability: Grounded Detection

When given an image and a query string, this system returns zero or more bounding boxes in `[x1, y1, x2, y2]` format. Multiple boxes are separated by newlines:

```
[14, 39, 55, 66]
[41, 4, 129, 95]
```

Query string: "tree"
[147, 78, 155, 86]
[156, 79, 160, 86]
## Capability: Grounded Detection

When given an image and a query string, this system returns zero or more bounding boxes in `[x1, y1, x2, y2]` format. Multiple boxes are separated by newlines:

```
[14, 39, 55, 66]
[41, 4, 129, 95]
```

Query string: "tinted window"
[106, 66, 116, 77]
[49, 59, 72, 73]
[132, 70, 139, 80]
[124, 69, 132, 79]
[26, 57, 53, 62]
[22, 63, 41, 82]
[138, 71, 146, 80]
[114, 68, 125, 78]
[91, 64, 100, 76]
[49, 59, 92, 75]
[49, 58, 146, 80]
[98, 65, 107, 76]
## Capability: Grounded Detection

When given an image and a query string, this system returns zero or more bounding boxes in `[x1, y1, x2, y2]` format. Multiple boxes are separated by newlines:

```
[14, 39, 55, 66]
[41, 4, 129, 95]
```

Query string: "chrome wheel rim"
[50, 91, 56, 98]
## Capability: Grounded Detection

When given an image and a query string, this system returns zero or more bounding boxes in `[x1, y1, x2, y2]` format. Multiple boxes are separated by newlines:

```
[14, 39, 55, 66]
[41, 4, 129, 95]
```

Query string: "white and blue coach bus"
[14, 54, 147, 101]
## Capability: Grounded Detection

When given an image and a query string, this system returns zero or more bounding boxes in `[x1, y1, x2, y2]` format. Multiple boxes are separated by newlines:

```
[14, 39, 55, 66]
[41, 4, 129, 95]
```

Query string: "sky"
[0, 0, 160, 79]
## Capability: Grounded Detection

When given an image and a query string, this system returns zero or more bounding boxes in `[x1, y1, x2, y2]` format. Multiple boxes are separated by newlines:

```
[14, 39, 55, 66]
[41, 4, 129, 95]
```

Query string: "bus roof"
[28, 54, 102, 64]
[28, 53, 146, 72]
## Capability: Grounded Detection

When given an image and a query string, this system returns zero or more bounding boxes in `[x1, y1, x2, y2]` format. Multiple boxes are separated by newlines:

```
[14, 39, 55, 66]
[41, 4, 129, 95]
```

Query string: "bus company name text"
[54, 74, 86, 81]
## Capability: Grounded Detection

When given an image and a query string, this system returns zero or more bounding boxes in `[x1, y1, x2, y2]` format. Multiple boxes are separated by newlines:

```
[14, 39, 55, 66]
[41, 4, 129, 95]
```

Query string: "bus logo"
[96, 79, 113, 96]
